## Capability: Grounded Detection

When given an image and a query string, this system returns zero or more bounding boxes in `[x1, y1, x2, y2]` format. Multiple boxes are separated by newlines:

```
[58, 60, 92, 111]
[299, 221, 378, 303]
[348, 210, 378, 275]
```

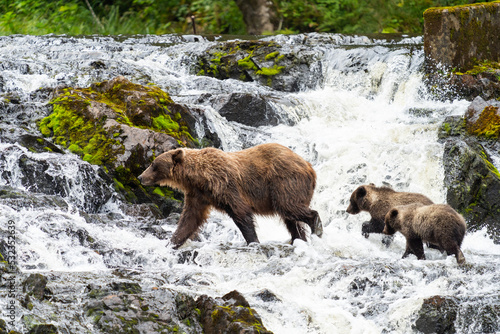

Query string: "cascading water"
[0, 34, 498, 333]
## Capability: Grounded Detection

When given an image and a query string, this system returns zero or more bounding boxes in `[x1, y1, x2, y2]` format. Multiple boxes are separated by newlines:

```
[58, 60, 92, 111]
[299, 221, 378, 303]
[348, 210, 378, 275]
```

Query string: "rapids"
[0, 33, 499, 333]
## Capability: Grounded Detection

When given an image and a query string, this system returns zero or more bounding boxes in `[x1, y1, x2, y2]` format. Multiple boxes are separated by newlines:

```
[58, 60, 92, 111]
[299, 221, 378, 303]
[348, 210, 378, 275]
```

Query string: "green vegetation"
[0, 0, 494, 35]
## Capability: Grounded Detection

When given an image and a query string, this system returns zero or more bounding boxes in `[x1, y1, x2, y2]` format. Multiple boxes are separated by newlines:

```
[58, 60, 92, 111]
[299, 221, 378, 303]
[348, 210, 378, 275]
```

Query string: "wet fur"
[138, 143, 322, 248]
[383, 203, 466, 264]
[346, 184, 434, 236]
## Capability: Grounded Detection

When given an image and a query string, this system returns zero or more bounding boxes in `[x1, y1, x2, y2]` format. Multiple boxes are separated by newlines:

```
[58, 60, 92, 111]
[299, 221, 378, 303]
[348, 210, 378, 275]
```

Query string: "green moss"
[467, 105, 500, 138]
[256, 65, 285, 76]
[265, 51, 280, 61]
[152, 114, 180, 132]
[237, 55, 258, 70]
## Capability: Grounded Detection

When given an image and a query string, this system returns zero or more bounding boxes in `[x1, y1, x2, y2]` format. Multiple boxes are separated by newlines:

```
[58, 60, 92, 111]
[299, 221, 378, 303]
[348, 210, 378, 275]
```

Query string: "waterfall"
[0, 34, 498, 333]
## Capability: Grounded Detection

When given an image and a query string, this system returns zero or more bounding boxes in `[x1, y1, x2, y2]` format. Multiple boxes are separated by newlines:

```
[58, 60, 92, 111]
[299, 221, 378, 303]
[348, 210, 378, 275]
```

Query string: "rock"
[27, 324, 58, 334]
[194, 40, 322, 92]
[213, 93, 279, 127]
[196, 290, 273, 334]
[442, 136, 500, 242]
[22, 274, 49, 301]
[424, 2, 500, 72]
[413, 296, 458, 334]
[0, 319, 6, 334]
[85, 288, 202, 334]
[15, 155, 112, 213]
[439, 96, 500, 243]
[37, 76, 201, 214]
[254, 289, 282, 303]
[464, 96, 500, 138]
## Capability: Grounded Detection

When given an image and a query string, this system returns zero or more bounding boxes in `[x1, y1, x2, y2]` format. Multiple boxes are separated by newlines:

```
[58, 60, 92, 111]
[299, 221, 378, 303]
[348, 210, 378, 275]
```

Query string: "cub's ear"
[356, 186, 367, 198]
[171, 149, 185, 164]
[390, 209, 398, 218]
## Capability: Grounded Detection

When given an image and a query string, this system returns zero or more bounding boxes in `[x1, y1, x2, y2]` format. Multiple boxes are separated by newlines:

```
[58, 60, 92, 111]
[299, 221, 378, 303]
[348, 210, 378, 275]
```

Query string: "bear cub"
[138, 143, 322, 249]
[383, 203, 466, 264]
[346, 184, 433, 238]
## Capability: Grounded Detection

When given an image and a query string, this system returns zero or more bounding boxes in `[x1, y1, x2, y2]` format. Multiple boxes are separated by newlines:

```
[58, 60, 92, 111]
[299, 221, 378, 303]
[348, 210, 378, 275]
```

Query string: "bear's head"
[383, 208, 399, 235]
[346, 184, 373, 214]
[138, 148, 185, 187]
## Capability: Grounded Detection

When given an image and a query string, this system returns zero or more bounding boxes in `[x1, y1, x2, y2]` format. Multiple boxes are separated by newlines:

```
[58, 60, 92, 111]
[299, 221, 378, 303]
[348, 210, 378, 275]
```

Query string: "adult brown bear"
[383, 203, 466, 264]
[138, 143, 322, 249]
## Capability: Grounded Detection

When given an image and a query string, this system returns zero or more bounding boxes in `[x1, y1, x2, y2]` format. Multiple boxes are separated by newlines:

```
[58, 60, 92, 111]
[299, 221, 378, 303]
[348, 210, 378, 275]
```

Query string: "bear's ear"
[356, 186, 367, 198]
[171, 149, 185, 164]
[390, 209, 398, 218]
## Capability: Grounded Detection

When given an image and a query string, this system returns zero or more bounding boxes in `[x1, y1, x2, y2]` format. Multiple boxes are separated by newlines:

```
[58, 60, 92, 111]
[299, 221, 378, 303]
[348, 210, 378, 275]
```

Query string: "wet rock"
[194, 40, 322, 92]
[15, 155, 112, 213]
[413, 296, 458, 334]
[17, 135, 64, 154]
[22, 274, 49, 301]
[37, 76, 200, 214]
[254, 289, 282, 303]
[443, 137, 500, 242]
[439, 98, 500, 243]
[215, 93, 279, 127]
[27, 324, 58, 334]
[423, 2, 500, 72]
[0, 186, 69, 212]
[85, 288, 201, 334]
[0, 319, 6, 334]
[196, 290, 273, 334]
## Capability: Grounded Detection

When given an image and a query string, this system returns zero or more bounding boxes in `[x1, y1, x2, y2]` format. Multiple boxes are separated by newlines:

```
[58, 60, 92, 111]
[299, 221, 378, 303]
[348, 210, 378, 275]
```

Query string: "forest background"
[0, 0, 495, 36]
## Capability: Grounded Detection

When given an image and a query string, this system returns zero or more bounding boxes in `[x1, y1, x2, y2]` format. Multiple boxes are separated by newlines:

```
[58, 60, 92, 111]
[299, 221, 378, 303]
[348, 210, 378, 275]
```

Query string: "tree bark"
[234, 0, 276, 35]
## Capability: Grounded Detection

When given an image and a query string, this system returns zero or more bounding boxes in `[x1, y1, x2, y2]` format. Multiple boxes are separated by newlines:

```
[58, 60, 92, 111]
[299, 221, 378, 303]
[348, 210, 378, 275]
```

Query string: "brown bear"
[383, 203, 466, 264]
[346, 184, 434, 238]
[138, 143, 322, 249]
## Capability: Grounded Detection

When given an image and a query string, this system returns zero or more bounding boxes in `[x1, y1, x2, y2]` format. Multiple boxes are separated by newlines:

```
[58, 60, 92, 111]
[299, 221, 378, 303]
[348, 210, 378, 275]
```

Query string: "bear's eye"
[152, 163, 158, 172]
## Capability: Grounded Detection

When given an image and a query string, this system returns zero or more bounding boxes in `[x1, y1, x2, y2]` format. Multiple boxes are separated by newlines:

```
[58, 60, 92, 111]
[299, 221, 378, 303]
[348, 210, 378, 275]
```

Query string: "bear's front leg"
[407, 238, 425, 260]
[362, 218, 384, 238]
[171, 196, 210, 249]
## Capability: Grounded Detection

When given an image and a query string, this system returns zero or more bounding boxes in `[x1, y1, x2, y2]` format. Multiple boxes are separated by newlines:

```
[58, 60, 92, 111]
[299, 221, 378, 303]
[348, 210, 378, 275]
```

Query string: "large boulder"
[439, 97, 500, 242]
[424, 2, 500, 72]
[37, 76, 202, 214]
[194, 40, 322, 92]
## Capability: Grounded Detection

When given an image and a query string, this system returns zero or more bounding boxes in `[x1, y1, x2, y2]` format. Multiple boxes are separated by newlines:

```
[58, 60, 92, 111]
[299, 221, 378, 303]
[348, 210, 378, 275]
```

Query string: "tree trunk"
[234, 0, 276, 35]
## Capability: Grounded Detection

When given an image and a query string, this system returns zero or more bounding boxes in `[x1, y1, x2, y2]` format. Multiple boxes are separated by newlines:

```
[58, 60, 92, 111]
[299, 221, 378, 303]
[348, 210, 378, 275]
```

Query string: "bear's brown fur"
[383, 203, 466, 264]
[138, 143, 322, 248]
[346, 184, 434, 238]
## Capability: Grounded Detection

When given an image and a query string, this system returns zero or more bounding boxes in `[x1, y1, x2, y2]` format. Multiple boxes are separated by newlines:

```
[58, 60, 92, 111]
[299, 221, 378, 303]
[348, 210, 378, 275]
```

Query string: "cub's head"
[346, 184, 374, 214]
[383, 208, 399, 235]
[138, 148, 185, 187]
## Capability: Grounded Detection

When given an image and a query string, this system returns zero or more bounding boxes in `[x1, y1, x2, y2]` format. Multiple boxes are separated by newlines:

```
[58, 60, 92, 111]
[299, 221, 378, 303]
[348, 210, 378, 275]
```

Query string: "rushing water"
[0, 34, 499, 333]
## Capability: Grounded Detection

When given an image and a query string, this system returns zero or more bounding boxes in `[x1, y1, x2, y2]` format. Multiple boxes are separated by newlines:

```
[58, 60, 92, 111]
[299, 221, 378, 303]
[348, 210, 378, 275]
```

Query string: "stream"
[0, 33, 499, 333]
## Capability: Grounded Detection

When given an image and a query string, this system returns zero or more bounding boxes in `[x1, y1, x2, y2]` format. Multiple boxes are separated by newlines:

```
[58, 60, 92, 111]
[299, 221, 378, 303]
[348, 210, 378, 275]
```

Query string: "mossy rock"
[194, 40, 322, 92]
[37, 76, 195, 214]
[424, 2, 500, 73]
[196, 290, 273, 334]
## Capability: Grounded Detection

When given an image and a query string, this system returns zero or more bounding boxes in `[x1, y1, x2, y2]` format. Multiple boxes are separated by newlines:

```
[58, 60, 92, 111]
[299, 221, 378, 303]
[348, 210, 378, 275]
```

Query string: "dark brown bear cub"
[383, 203, 466, 264]
[138, 143, 322, 249]
[346, 184, 433, 238]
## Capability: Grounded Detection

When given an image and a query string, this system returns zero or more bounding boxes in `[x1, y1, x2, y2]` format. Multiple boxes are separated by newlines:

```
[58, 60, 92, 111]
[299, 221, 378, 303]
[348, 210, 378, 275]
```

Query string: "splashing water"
[0, 34, 498, 333]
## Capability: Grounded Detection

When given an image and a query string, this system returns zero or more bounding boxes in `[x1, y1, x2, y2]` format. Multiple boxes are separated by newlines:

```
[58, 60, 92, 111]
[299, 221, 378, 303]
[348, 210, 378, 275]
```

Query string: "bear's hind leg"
[284, 219, 308, 243]
[223, 206, 260, 245]
[445, 244, 466, 264]
[407, 238, 425, 260]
